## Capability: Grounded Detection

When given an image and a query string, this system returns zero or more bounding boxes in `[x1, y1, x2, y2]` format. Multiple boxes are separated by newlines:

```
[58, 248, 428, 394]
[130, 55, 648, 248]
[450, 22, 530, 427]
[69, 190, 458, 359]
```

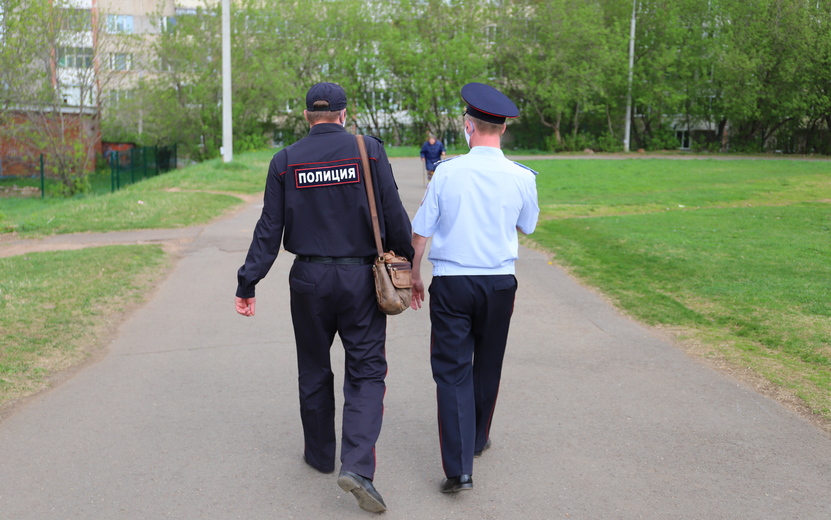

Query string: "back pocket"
[289, 277, 315, 294]
[493, 276, 517, 292]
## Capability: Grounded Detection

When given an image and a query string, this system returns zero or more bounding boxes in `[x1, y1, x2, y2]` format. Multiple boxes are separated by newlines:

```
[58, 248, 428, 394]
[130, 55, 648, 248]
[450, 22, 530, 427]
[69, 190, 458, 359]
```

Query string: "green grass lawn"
[527, 158, 831, 219]
[529, 159, 831, 423]
[0, 245, 168, 403]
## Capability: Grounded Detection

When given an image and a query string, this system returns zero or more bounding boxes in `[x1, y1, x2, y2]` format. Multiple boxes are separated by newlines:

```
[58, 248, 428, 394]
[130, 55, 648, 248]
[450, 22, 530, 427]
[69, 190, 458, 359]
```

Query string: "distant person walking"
[409, 83, 540, 494]
[235, 82, 413, 513]
[420, 134, 446, 183]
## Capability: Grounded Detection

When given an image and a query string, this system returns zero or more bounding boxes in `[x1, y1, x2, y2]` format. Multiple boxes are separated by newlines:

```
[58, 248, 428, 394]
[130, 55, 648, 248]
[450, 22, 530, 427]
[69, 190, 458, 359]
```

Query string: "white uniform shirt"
[411, 146, 540, 276]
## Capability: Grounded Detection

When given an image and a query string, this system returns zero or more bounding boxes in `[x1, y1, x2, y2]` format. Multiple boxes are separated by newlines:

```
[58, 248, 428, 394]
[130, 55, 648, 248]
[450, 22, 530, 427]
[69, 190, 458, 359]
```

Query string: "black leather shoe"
[474, 439, 491, 458]
[303, 454, 334, 474]
[337, 471, 387, 513]
[441, 474, 473, 493]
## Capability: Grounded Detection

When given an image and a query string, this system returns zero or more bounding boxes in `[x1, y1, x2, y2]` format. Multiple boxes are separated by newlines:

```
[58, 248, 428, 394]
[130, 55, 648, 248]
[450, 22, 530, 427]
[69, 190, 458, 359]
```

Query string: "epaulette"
[434, 155, 461, 168]
[366, 135, 384, 145]
[513, 161, 539, 175]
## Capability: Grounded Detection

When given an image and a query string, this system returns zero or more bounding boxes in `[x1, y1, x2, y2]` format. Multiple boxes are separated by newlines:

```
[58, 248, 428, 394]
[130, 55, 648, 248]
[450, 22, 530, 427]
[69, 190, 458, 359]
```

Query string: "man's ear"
[500, 124, 506, 135]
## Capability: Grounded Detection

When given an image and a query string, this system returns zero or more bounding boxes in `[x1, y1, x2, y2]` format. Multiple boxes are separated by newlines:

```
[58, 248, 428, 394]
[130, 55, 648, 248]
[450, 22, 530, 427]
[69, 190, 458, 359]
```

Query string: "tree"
[386, 0, 493, 145]
[0, 0, 135, 195]
[90, 0, 831, 156]
[494, 0, 623, 151]
[713, 0, 816, 151]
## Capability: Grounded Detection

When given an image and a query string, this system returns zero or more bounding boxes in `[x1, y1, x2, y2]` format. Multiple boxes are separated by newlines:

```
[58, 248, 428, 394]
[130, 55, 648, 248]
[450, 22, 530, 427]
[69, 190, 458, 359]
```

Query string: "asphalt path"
[1, 157, 830, 519]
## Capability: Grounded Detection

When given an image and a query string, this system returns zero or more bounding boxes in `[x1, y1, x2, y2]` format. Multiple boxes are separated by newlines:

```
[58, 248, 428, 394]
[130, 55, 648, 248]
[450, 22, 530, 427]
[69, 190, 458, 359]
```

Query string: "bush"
[546, 133, 598, 152]
[594, 133, 622, 153]
[646, 128, 681, 151]
[235, 133, 270, 153]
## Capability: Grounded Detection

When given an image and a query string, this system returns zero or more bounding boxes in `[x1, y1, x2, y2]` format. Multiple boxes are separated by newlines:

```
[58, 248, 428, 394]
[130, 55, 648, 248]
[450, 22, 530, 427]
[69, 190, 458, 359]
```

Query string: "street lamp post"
[624, 0, 636, 153]
[221, 0, 232, 163]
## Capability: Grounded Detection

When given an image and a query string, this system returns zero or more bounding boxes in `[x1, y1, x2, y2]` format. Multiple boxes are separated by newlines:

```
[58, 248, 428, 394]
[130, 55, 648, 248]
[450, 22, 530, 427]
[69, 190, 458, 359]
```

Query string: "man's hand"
[410, 232, 429, 310]
[236, 297, 256, 317]
[411, 277, 425, 310]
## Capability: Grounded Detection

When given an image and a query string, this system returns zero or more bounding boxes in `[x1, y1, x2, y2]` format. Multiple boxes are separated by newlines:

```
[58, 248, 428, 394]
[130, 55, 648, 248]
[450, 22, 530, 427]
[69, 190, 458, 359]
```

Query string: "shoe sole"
[337, 474, 387, 513]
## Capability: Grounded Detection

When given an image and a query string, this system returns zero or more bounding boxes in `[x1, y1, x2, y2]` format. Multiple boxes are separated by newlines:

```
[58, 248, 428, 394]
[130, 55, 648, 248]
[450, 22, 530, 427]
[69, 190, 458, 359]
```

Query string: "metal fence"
[1, 144, 177, 198]
[108, 144, 177, 192]
[0, 154, 45, 198]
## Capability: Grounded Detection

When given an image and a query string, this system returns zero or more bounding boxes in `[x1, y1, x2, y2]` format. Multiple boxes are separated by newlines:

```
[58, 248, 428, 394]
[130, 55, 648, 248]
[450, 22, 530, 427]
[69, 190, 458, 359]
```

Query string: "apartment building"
[0, 0, 203, 176]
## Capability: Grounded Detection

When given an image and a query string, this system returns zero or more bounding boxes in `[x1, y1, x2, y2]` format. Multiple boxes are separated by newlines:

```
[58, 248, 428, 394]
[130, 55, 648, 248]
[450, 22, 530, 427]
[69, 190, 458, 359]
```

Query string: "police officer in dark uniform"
[410, 83, 540, 494]
[235, 82, 413, 513]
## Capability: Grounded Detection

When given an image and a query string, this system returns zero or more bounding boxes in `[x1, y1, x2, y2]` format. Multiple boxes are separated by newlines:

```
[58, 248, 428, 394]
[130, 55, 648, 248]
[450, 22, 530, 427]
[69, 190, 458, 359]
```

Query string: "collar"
[308, 123, 348, 135]
[468, 146, 505, 157]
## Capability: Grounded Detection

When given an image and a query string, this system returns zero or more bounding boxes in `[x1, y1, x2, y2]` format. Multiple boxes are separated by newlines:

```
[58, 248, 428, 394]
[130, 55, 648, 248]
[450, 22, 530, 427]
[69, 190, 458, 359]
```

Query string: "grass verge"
[0, 245, 169, 408]
[530, 159, 831, 426]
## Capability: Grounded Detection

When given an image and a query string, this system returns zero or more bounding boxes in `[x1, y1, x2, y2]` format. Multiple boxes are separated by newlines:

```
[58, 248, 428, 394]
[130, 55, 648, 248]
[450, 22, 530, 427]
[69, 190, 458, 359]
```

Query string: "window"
[109, 53, 132, 71]
[485, 24, 498, 44]
[61, 8, 92, 32]
[110, 89, 134, 103]
[58, 47, 93, 68]
[61, 84, 94, 106]
[106, 14, 133, 34]
[160, 16, 177, 33]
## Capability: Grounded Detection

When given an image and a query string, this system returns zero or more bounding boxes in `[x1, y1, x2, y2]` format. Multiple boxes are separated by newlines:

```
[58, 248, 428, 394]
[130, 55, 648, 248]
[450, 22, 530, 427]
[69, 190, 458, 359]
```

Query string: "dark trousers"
[428, 274, 518, 478]
[288, 260, 387, 480]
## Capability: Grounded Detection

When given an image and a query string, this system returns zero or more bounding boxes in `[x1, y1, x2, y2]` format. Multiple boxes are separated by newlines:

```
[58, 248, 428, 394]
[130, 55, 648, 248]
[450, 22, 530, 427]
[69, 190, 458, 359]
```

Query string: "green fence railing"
[108, 144, 177, 192]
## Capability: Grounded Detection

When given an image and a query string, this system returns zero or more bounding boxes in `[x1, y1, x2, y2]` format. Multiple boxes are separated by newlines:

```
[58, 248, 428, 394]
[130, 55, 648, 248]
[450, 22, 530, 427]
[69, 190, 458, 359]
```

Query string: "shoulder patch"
[512, 161, 539, 176]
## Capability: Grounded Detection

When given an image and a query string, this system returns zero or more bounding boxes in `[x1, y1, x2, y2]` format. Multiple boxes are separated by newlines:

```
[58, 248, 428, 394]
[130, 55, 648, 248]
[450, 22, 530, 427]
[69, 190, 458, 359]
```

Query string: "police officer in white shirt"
[410, 82, 540, 494]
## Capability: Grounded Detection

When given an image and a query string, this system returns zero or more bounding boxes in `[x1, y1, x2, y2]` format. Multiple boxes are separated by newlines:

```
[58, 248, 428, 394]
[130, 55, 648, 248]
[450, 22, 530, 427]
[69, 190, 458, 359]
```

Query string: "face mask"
[464, 124, 472, 147]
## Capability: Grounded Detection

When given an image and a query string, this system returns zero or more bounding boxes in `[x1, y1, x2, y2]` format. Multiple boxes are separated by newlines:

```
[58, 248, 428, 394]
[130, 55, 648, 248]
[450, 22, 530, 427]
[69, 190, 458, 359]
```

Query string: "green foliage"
[1, 0, 142, 197]
[495, 0, 625, 148]
[84, 0, 831, 155]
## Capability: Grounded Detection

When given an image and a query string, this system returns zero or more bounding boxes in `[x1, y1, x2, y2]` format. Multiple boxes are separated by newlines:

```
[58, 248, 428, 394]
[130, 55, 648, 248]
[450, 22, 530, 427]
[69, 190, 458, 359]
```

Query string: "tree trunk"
[572, 102, 580, 139]
[606, 103, 613, 136]
[554, 111, 562, 145]
[803, 118, 818, 154]
[632, 117, 642, 149]
[719, 118, 729, 152]
[534, 105, 561, 146]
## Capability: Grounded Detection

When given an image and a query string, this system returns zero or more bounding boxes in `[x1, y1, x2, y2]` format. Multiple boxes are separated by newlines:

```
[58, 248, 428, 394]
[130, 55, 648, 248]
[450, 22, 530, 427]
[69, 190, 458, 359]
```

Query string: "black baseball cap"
[305, 82, 347, 111]
[461, 82, 519, 124]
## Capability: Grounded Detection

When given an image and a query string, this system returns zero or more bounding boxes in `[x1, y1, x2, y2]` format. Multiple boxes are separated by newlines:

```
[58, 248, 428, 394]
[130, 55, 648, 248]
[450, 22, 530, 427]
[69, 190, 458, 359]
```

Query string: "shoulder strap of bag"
[356, 135, 385, 258]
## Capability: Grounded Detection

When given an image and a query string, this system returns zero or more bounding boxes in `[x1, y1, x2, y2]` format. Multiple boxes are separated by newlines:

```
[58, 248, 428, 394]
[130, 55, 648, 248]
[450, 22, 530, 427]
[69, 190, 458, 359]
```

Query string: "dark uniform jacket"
[236, 123, 414, 298]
